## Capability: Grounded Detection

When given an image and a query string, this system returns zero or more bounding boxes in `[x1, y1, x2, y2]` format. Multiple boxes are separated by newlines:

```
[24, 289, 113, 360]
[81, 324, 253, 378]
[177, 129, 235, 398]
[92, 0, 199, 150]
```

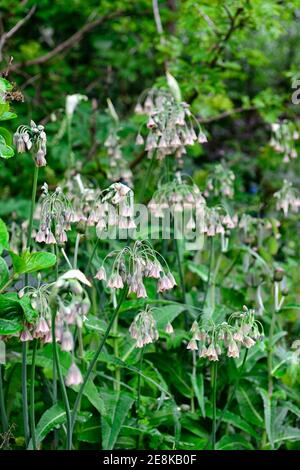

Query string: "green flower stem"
[22, 165, 39, 447]
[22, 342, 30, 446]
[74, 233, 81, 269]
[211, 361, 218, 450]
[86, 238, 99, 274]
[29, 339, 37, 450]
[71, 286, 128, 433]
[268, 282, 279, 396]
[200, 237, 214, 315]
[0, 364, 8, 434]
[51, 310, 72, 450]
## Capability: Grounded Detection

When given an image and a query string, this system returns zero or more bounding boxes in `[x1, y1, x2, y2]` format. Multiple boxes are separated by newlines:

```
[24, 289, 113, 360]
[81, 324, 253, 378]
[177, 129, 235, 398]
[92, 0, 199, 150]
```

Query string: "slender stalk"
[268, 282, 278, 396]
[112, 314, 120, 392]
[22, 342, 30, 446]
[22, 165, 39, 447]
[71, 286, 128, 432]
[86, 238, 99, 274]
[136, 347, 144, 450]
[138, 151, 156, 203]
[211, 361, 218, 450]
[200, 237, 214, 315]
[67, 117, 74, 168]
[0, 364, 8, 433]
[29, 340, 37, 450]
[51, 310, 72, 450]
[74, 233, 81, 269]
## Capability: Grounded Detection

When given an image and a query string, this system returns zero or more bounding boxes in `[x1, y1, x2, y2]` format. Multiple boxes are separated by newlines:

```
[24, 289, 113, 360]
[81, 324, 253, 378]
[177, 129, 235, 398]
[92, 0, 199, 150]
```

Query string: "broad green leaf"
[83, 379, 106, 415]
[10, 250, 56, 274]
[152, 304, 185, 329]
[0, 135, 14, 159]
[190, 372, 206, 417]
[28, 404, 66, 449]
[101, 391, 134, 450]
[0, 111, 17, 121]
[0, 318, 22, 335]
[85, 315, 106, 333]
[0, 256, 9, 290]
[6, 292, 38, 324]
[0, 293, 23, 319]
[187, 262, 208, 282]
[0, 219, 9, 254]
[0, 127, 12, 146]
[216, 435, 254, 450]
[236, 386, 264, 427]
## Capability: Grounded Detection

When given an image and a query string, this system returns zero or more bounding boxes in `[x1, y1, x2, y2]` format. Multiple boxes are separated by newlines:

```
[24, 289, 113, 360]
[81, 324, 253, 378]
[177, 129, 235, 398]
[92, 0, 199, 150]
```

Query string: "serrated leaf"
[28, 404, 66, 449]
[101, 391, 134, 450]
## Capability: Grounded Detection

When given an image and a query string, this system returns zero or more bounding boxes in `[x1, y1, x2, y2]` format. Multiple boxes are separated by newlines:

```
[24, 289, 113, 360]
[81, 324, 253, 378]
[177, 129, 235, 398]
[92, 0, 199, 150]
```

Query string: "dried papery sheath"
[95, 240, 175, 298]
[35, 183, 74, 245]
[129, 305, 159, 348]
[270, 120, 299, 163]
[14, 120, 47, 167]
[187, 306, 263, 362]
[135, 84, 207, 165]
[274, 180, 300, 216]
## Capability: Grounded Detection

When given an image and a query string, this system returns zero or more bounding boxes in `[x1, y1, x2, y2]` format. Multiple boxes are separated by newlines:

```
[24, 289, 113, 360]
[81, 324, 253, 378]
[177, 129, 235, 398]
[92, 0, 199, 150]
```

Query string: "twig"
[197, 105, 256, 124]
[152, 0, 163, 35]
[3, 10, 124, 72]
[0, 6, 36, 61]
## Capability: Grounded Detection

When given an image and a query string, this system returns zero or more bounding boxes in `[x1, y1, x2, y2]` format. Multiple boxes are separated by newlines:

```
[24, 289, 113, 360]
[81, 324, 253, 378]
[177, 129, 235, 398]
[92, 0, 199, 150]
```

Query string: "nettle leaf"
[28, 404, 66, 449]
[0, 318, 22, 335]
[6, 292, 38, 324]
[0, 293, 23, 319]
[152, 304, 186, 329]
[10, 250, 56, 274]
[83, 379, 106, 415]
[0, 219, 9, 254]
[0, 256, 9, 290]
[0, 134, 14, 159]
[101, 391, 134, 450]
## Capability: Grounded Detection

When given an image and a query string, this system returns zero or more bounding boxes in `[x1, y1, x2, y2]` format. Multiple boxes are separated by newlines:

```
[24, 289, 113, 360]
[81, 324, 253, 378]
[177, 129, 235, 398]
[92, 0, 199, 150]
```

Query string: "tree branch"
[0, 6, 36, 61]
[3, 10, 125, 72]
[197, 105, 256, 124]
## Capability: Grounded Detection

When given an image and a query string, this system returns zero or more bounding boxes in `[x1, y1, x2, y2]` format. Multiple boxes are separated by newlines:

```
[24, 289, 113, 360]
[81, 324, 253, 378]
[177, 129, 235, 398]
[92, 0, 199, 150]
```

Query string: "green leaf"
[0, 293, 23, 319]
[0, 257, 9, 290]
[216, 435, 254, 450]
[0, 112, 17, 121]
[190, 372, 206, 417]
[10, 250, 56, 274]
[6, 292, 38, 324]
[101, 391, 134, 450]
[236, 386, 264, 427]
[152, 304, 185, 329]
[0, 135, 14, 159]
[0, 127, 12, 146]
[187, 262, 208, 282]
[0, 219, 9, 254]
[85, 315, 106, 333]
[28, 404, 66, 449]
[0, 318, 22, 335]
[258, 387, 275, 449]
[83, 379, 106, 415]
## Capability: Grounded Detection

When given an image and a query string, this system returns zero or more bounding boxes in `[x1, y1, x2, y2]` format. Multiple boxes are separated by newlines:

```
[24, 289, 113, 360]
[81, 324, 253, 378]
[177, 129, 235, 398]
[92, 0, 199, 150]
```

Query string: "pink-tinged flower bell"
[227, 340, 240, 358]
[20, 328, 33, 342]
[166, 272, 177, 288]
[233, 329, 243, 342]
[199, 345, 208, 358]
[45, 231, 56, 244]
[243, 336, 255, 349]
[107, 273, 124, 289]
[36, 149, 47, 167]
[35, 230, 46, 243]
[34, 317, 50, 337]
[65, 362, 83, 387]
[207, 344, 219, 361]
[61, 330, 74, 352]
[165, 322, 174, 334]
[187, 339, 198, 351]
[95, 266, 107, 281]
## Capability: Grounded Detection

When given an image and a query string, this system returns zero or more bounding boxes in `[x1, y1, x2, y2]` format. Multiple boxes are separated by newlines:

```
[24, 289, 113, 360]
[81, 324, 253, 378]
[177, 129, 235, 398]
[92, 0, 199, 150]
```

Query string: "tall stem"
[22, 342, 30, 446]
[22, 165, 39, 446]
[51, 310, 72, 450]
[201, 237, 214, 315]
[0, 364, 8, 433]
[29, 340, 37, 450]
[211, 361, 218, 450]
[71, 286, 128, 432]
[268, 282, 278, 396]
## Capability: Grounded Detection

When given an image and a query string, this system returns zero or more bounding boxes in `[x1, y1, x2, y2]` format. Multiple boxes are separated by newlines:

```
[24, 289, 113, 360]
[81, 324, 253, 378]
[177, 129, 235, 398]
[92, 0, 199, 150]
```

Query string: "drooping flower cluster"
[270, 121, 299, 163]
[51, 270, 91, 387]
[95, 240, 176, 298]
[129, 305, 159, 348]
[135, 88, 207, 165]
[239, 214, 278, 248]
[18, 281, 53, 343]
[203, 206, 237, 251]
[35, 183, 74, 244]
[148, 172, 206, 218]
[274, 180, 300, 216]
[65, 174, 99, 225]
[204, 163, 235, 199]
[89, 182, 136, 233]
[187, 306, 263, 361]
[14, 120, 47, 167]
